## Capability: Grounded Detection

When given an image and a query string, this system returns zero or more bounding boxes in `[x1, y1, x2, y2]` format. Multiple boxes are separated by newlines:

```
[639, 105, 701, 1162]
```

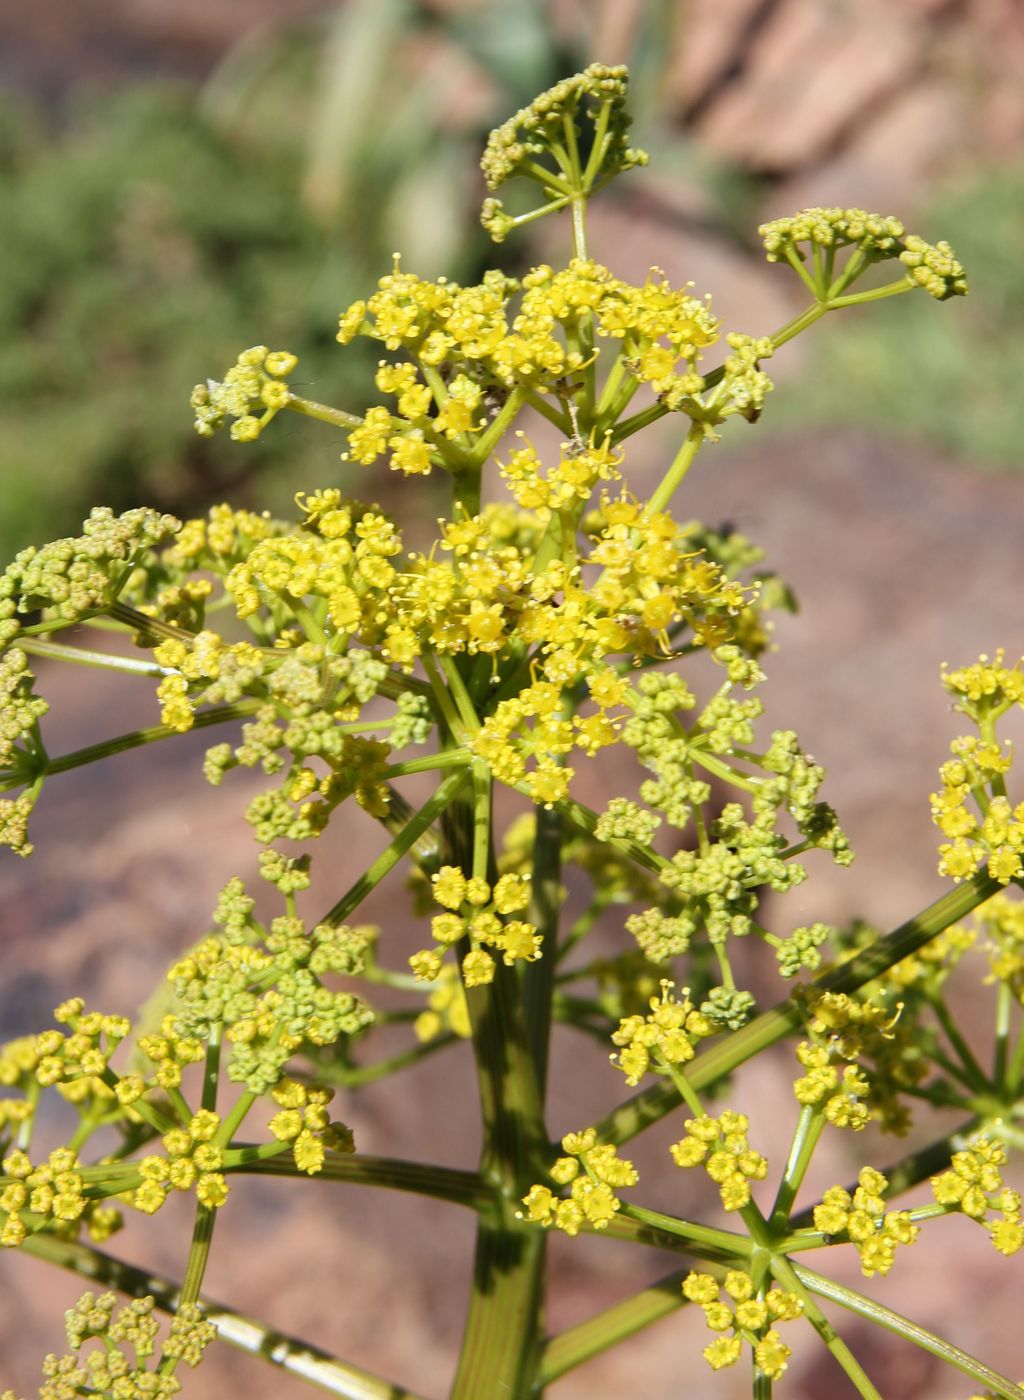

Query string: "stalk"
[449, 762, 550, 1399]
[41, 702, 261, 778]
[17, 638, 174, 676]
[770, 1256, 882, 1399]
[236, 1152, 492, 1211]
[538, 1275, 686, 1385]
[793, 1263, 1024, 1400]
[522, 803, 563, 1096]
[319, 768, 471, 926]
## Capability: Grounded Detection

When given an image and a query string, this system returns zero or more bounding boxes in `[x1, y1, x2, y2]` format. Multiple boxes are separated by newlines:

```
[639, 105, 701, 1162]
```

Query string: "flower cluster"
[931, 654, 1024, 885]
[165, 879, 374, 1094]
[798, 961, 962, 1138]
[409, 864, 537, 988]
[610, 979, 715, 1085]
[758, 206, 967, 300]
[267, 1077, 354, 1175]
[520, 1128, 638, 1236]
[760, 207, 908, 261]
[931, 1137, 1023, 1257]
[339, 257, 721, 435]
[775, 921, 832, 978]
[0, 506, 181, 854]
[190, 344, 298, 442]
[480, 64, 647, 240]
[932, 736, 1023, 884]
[0, 648, 48, 776]
[1, 1146, 87, 1248]
[0, 507, 180, 636]
[682, 1270, 803, 1377]
[792, 1040, 871, 1131]
[616, 662, 850, 968]
[670, 1111, 768, 1212]
[0, 999, 131, 1130]
[0, 1291, 214, 1400]
[134, 1110, 230, 1214]
[943, 651, 1024, 718]
[812, 1166, 918, 1277]
[499, 432, 623, 512]
[971, 893, 1024, 1001]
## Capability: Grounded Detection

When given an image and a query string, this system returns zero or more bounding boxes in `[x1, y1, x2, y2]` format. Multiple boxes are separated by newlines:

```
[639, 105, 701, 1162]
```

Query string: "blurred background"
[2, 1, 1024, 1396]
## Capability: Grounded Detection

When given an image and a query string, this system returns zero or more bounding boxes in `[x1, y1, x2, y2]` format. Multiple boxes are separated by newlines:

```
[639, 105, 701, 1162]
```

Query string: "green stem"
[525, 390, 571, 433]
[929, 993, 990, 1091]
[690, 747, 764, 794]
[179, 1204, 216, 1308]
[537, 1273, 688, 1386]
[215, 1086, 260, 1151]
[1005, 1015, 1024, 1095]
[616, 1202, 751, 1260]
[770, 1255, 882, 1399]
[202, 1024, 222, 1114]
[784, 245, 820, 298]
[318, 767, 471, 926]
[754, 1370, 773, 1400]
[109, 600, 194, 642]
[40, 702, 260, 780]
[660, 1059, 706, 1118]
[767, 300, 828, 351]
[450, 462, 483, 516]
[594, 348, 626, 418]
[98, 1070, 177, 1136]
[644, 420, 705, 516]
[827, 247, 869, 299]
[157, 1202, 217, 1378]
[792, 1262, 1024, 1400]
[610, 400, 668, 443]
[165, 1084, 194, 1126]
[291, 601, 328, 646]
[21, 1232, 431, 1400]
[421, 652, 469, 743]
[769, 1103, 826, 1231]
[581, 98, 612, 188]
[994, 981, 1013, 1086]
[570, 196, 588, 261]
[505, 194, 574, 233]
[828, 278, 913, 308]
[449, 1223, 546, 1400]
[17, 638, 173, 676]
[437, 654, 481, 737]
[449, 771, 548, 1400]
[382, 749, 471, 779]
[522, 158, 573, 195]
[521, 797, 563, 1097]
[285, 393, 363, 431]
[469, 388, 526, 465]
[314, 1033, 458, 1088]
[237, 1151, 491, 1211]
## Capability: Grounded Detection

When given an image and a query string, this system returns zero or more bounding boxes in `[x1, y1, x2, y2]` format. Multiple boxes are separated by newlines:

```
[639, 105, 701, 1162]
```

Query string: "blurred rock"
[697, 0, 923, 172]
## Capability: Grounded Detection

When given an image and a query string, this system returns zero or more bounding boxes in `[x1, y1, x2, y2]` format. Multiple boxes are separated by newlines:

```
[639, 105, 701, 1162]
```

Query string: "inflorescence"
[3, 60, 1016, 1400]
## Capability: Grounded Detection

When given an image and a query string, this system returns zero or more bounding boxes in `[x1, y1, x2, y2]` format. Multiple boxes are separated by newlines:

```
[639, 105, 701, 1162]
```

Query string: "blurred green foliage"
[771, 167, 1024, 467]
[0, 83, 369, 561]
